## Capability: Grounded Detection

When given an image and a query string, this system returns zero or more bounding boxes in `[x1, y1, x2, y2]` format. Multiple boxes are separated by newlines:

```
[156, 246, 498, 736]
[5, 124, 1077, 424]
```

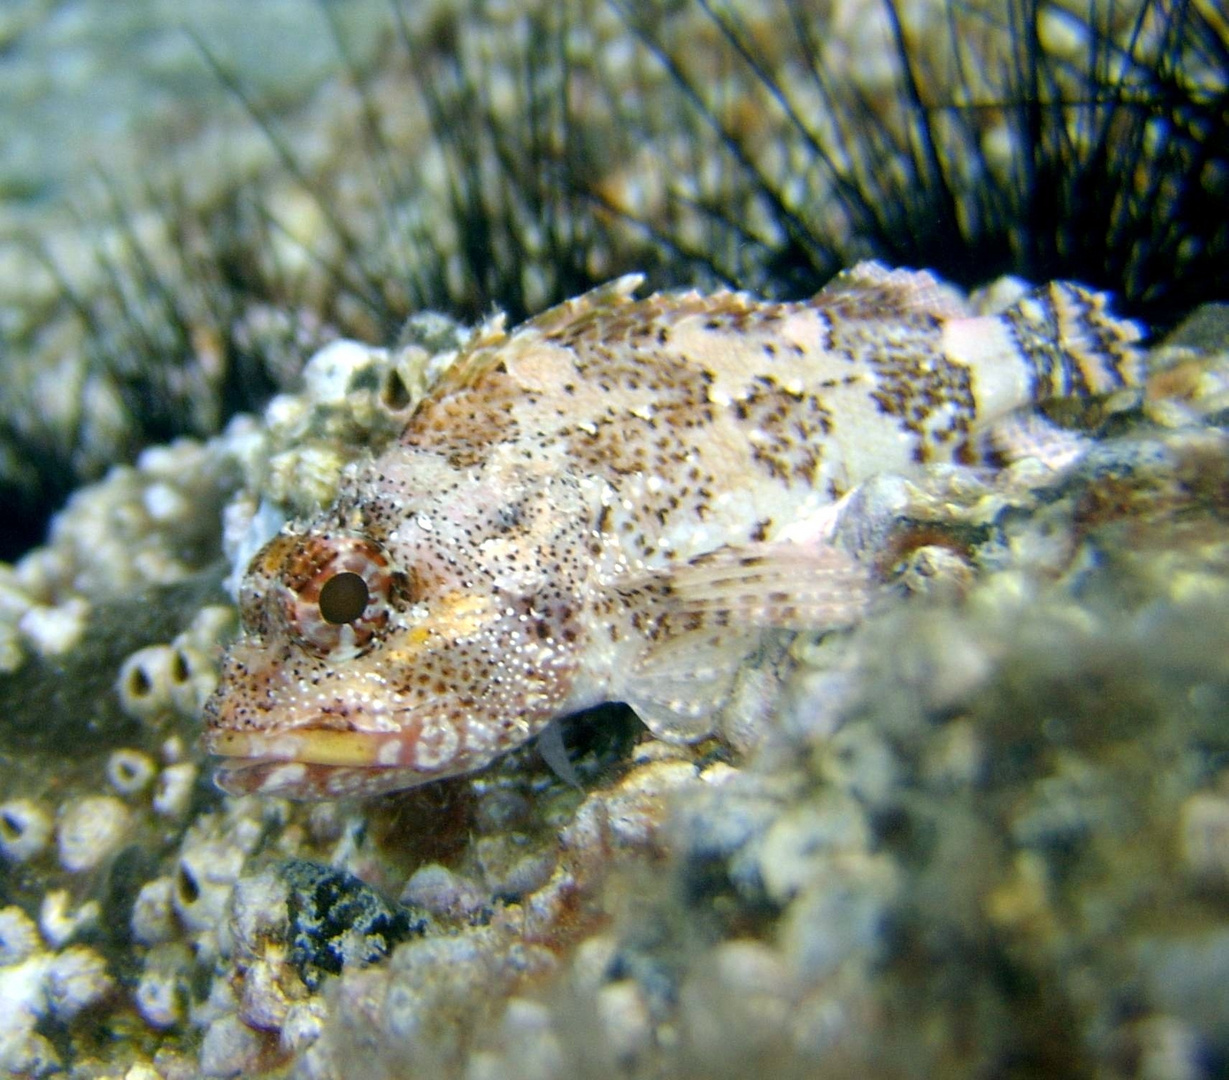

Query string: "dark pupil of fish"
[319, 572, 369, 624]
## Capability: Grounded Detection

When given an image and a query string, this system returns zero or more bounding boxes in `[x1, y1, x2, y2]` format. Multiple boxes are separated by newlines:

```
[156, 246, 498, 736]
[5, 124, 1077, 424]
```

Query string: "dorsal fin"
[435, 275, 645, 393]
[815, 261, 972, 320]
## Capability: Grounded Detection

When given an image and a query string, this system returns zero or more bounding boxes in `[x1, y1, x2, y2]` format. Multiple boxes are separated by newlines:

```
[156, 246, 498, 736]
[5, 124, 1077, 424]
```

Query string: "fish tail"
[1003, 281, 1145, 400]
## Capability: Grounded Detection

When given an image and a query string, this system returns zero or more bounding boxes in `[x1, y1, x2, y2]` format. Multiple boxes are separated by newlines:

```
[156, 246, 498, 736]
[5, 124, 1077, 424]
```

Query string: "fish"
[203, 262, 1143, 799]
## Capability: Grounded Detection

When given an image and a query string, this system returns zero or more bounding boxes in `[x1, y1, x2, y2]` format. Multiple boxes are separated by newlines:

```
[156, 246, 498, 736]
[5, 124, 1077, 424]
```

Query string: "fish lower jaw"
[211, 756, 463, 800]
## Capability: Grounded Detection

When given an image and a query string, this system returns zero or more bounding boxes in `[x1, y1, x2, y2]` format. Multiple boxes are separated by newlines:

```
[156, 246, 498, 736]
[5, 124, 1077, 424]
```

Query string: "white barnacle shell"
[106, 749, 157, 797]
[116, 644, 177, 722]
[117, 638, 214, 723]
[172, 823, 255, 950]
[0, 905, 42, 965]
[152, 762, 197, 818]
[44, 946, 113, 1021]
[165, 643, 218, 719]
[180, 604, 239, 652]
[18, 597, 89, 657]
[279, 999, 327, 1056]
[56, 796, 130, 873]
[131, 877, 177, 947]
[198, 1012, 265, 1078]
[134, 943, 191, 1029]
[39, 890, 101, 949]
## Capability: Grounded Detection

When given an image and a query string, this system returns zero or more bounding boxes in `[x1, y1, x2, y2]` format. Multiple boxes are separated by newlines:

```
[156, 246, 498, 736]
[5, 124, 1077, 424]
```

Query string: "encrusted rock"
[230, 859, 426, 995]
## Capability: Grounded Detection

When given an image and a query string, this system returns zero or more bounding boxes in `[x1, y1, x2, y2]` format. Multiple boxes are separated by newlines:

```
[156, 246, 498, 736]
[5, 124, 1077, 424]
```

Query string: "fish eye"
[264, 533, 397, 658]
[319, 572, 370, 624]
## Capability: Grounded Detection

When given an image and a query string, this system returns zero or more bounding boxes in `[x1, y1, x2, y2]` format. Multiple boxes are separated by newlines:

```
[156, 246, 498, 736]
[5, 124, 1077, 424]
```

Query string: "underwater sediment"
[1, 1, 1228, 1077]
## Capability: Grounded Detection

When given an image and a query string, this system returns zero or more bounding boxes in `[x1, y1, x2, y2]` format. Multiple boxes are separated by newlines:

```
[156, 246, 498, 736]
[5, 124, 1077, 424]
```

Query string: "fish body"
[204, 263, 1141, 799]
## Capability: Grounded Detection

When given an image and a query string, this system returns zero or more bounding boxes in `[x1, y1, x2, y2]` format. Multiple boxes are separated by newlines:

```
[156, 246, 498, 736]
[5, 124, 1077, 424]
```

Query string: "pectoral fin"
[615, 539, 869, 743]
[657, 539, 870, 629]
[986, 410, 1094, 472]
[625, 627, 761, 742]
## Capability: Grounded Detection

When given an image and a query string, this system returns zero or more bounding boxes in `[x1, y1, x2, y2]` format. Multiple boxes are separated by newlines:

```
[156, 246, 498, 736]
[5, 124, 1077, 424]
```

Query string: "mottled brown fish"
[203, 263, 1142, 799]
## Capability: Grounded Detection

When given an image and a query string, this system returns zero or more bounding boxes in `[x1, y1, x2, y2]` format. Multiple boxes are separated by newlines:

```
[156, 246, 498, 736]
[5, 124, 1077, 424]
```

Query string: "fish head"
[203, 462, 596, 799]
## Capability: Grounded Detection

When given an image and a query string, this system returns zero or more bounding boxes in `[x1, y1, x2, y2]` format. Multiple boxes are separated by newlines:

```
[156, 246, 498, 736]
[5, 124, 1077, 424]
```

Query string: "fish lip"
[206, 727, 398, 768]
[211, 754, 443, 800]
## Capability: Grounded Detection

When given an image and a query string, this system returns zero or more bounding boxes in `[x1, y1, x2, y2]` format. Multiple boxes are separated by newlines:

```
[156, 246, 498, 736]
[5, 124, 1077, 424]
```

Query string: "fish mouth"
[206, 727, 401, 768]
[206, 722, 480, 799]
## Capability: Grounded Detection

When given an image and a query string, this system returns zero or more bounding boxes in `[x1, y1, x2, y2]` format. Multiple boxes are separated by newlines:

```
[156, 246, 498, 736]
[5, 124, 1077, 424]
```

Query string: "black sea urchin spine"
[3, 0, 1224, 561]
[610, 0, 1228, 325]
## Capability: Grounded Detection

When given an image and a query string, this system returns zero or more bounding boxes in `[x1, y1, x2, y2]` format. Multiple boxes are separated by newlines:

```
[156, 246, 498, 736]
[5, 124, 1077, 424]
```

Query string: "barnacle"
[0, 799, 53, 864]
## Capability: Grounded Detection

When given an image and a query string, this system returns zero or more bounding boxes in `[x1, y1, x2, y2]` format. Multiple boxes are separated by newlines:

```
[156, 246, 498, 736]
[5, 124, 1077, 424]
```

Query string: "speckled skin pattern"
[204, 263, 1142, 798]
